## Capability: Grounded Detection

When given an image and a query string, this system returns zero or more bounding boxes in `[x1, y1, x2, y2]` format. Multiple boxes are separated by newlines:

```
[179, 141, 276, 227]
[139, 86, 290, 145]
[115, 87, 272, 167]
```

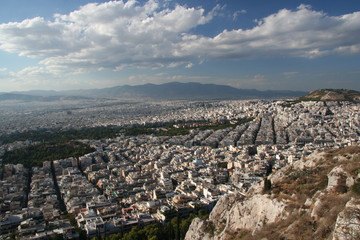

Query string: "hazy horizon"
[0, 81, 313, 94]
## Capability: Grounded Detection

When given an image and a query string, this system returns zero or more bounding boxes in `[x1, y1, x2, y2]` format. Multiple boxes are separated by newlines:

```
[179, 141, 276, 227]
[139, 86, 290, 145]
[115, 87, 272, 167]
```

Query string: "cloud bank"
[1, 1, 360, 75]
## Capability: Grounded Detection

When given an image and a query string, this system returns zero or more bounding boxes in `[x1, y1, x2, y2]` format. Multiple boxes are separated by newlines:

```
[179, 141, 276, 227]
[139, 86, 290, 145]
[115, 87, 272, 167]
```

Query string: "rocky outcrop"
[333, 198, 360, 240]
[184, 218, 215, 240]
[208, 192, 244, 227]
[327, 166, 355, 191]
[225, 194, 288, 234]
[185, 145, 360, 240]
[185, 194, 288, 240]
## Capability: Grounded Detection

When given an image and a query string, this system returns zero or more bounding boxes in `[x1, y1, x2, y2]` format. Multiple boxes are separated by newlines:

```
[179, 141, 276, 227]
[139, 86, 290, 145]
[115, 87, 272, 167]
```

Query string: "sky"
[0, 0, 359, 92]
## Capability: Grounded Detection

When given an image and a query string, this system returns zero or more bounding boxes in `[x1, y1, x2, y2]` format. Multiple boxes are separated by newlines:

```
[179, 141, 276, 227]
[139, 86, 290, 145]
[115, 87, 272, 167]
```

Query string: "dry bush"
[224, 229, 251, 240]
[352, 179, 360, 195]
[342, 157, 360, 177]
[334, 174, 348, 194]
[272, 166, 328, 204]
[313, 194, 350, 238]
[335, 146, 360, 155]
[248, 212, 314, 240]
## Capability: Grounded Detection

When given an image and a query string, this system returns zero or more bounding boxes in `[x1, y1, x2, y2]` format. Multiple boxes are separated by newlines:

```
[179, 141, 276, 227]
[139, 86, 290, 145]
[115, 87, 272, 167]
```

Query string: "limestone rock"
[184, 218, 215, 240]
[185, 194, 288, 240]
[327, 165, 355, 191]
[294, 151, 326, 170]
[209, 192, 244, 227]
[225, 194, 288, 234]
[333, 198, 360, 240]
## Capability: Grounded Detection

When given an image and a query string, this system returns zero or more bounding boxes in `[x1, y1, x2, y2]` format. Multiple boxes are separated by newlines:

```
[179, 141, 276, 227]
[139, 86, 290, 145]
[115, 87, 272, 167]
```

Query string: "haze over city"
[0, 0, 360, 92]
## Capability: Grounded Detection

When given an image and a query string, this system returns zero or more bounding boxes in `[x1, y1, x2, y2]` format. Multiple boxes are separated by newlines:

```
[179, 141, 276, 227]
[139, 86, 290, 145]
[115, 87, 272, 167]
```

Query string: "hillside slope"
[298, 89, 360, 102]
[185, 145, 360, 240]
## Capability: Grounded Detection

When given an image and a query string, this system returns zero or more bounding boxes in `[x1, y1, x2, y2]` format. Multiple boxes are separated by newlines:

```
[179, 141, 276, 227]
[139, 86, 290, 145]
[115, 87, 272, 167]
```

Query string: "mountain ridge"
[0, 82, 307, 101]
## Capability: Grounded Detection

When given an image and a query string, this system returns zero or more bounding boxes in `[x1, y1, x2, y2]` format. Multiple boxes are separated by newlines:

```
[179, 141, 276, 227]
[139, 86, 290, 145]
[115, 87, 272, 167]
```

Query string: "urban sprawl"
[0, 99, 359, 239]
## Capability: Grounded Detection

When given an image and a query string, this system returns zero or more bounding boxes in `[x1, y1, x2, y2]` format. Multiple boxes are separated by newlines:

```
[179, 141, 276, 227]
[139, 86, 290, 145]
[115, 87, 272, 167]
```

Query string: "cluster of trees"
[102, 210, 209, 240]
[0, 127, 121, 144]
[124, 118, 254, 137]
[124, 126, 158, 136]
[1, 118, 255, 144]
[2, 141, 95, 168]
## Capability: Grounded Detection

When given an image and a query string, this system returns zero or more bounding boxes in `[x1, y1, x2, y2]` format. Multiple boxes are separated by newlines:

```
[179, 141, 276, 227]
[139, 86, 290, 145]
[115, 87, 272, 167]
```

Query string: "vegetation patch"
[203, 221, 215, 236]
[124, 118, 254, 137]
[102, 209, 209, 240]
[351, 179, 360, 195]
[0, 118, 255, 143]
[2, 141, 95, 168]
[272, 166, 328, 200]
[0, 126, 121, 144]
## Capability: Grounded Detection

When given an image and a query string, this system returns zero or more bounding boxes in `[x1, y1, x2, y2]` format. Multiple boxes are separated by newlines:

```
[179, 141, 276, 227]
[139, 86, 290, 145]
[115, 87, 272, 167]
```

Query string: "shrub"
[351, 179, 360, 195]
[263, 177, 272, 193]
[204, 221, 215, 236]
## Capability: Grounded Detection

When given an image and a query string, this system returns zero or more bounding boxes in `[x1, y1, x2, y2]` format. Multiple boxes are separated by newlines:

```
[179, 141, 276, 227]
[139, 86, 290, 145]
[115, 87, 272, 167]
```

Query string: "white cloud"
[7, 66, 69, 87]
[176, 5, 360, 61]
[0, 1, 360, 79]
[185, 63, 194, 68]
[233, 9, 247, 20]
[0, 68, 7, 71]
[283, 72, 299, 78]
[0, 0, 216, 73]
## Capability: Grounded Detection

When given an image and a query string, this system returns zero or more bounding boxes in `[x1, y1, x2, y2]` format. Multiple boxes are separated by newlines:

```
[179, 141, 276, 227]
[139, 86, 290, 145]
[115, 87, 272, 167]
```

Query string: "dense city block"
[0, 99, 359, 239]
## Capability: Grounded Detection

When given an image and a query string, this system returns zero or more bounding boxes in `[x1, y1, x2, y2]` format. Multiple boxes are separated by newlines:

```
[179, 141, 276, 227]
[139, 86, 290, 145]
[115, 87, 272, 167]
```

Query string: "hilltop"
[185, 145, 360, 240]
[298, 89, 360, 102]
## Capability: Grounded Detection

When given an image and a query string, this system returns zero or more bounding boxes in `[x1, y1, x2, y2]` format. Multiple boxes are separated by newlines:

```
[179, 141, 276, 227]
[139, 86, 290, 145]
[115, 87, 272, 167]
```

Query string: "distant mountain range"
[0, 82, 308, 101]
[0, 93, 91, 102]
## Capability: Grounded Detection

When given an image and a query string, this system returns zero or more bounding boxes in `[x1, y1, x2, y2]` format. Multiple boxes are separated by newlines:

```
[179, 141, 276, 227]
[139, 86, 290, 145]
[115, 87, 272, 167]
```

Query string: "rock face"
[208, 192, 244, 227]
[333, 198, 360, 240]
[225, 194, 288, 234]
[327, 166, 355, 191]
[185, 194, 288, 240]
[185, 145, 360, 240]
[184, 218, 214, 240]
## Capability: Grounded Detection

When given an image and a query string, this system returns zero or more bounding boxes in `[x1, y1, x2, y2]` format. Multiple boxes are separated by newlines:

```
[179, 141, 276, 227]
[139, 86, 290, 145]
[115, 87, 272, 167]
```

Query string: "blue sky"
[0, 0, 359, 92]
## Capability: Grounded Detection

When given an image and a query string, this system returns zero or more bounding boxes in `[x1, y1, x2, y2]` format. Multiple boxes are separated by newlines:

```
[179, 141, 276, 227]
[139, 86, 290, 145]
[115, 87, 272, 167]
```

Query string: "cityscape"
[0, 0, 360, 239]
[0, 96, 359, 239]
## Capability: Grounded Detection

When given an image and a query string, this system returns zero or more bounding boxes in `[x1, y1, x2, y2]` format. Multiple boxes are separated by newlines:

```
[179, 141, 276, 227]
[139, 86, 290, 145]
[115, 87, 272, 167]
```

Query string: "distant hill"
[298, 89, 360, 102]
[0, 93, 56, 102]
[0, 93, 90, 102]
[76, 82, 307, 100]
[1, 82, 308, 101]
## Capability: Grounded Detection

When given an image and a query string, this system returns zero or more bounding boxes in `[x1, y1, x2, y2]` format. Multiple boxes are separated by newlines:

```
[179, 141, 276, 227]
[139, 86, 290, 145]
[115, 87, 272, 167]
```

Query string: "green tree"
[263, 177, 272, 193]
